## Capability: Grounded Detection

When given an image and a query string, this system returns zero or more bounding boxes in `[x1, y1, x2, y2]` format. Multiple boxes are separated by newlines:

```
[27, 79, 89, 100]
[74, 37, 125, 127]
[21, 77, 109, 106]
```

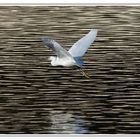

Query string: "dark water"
[0, 6, 140, 134]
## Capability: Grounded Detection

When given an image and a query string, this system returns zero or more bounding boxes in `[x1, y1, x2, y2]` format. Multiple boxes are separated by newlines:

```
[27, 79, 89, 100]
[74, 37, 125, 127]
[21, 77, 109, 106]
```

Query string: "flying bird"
[42, 29, 97, 78]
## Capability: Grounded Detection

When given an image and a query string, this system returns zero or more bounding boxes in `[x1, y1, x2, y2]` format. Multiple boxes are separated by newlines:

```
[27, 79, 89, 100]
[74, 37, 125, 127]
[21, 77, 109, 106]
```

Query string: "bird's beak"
[80, 69, 90, 78]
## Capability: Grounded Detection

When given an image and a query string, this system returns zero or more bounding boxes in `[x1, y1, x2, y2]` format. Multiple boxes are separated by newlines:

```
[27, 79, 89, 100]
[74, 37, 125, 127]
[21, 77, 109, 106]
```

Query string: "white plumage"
[42, 29, 97, 68]
[68, 29, 97, 57]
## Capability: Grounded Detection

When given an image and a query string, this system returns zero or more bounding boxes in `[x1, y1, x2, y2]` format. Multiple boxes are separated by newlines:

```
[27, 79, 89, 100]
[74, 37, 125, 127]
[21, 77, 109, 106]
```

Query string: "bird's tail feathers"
[74, 57, 84, 67]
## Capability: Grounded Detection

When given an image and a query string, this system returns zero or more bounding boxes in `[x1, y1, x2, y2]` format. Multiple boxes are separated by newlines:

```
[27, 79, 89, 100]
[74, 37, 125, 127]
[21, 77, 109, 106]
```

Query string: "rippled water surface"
[0, 6, 140, 134]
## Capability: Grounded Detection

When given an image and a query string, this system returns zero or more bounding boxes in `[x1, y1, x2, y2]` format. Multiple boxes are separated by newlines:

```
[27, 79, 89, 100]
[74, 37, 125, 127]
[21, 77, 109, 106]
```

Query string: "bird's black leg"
[79, 68, 90, 78]
[72, 65, 79, 70]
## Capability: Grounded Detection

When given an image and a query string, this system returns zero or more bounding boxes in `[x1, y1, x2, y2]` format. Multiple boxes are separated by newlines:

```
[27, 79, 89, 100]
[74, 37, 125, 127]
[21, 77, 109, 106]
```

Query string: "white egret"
[42, 29, 97, 78]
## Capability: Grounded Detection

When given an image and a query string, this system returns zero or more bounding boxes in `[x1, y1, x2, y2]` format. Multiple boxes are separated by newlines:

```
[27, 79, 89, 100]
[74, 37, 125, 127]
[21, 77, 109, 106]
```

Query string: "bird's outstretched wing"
[42, 37, 71, 58]
[68, 29, 97, 57]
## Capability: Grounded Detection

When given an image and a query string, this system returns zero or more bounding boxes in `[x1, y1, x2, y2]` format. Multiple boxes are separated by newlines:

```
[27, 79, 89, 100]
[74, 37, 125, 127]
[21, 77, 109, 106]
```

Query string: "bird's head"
[48, 56, 55, 61]
[48, 56, 56, 66]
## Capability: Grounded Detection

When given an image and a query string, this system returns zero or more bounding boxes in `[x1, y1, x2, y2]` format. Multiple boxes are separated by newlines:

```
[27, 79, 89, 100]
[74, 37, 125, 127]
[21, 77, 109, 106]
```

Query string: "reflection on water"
[0, 6, 140, 134]
[49, 111, 88, 134]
